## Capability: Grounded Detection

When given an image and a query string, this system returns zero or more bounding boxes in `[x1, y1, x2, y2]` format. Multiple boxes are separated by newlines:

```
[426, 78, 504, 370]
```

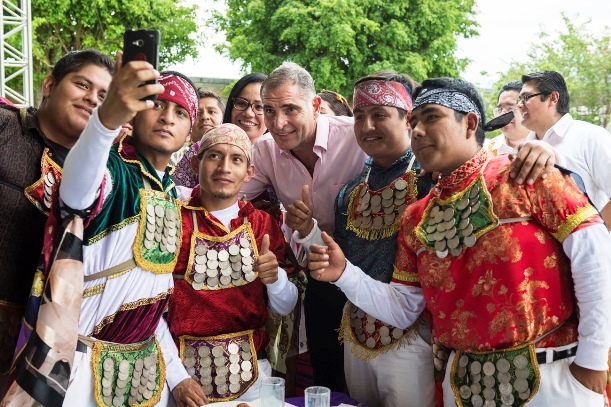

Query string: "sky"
[168, 0, 611, 88]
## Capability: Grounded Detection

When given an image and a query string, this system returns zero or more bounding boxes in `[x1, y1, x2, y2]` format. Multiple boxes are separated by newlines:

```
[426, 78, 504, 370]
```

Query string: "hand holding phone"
[123, 29, 160, 101]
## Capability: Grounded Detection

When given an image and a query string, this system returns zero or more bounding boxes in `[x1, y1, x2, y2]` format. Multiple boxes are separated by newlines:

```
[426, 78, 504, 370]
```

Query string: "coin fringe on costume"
[91, 336, 166, 407]
[337, 301, 422, 361]
[179, 330, 259, 402]
[23, 148, 63, 216]
[449, 342, 540, 407]
[345, 171, 418, 241]
[133, 189, 182, 274]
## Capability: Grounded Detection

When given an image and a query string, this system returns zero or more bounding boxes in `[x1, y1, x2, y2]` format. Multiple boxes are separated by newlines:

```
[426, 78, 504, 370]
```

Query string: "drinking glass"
[259, 377, 285, 407]
[304, 386, 330, 407]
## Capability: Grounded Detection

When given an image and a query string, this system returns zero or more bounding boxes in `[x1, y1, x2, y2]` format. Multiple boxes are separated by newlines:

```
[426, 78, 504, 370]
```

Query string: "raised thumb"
[302, 184, 312, 208]
[260, 234, 270, 254]
[321, 232, 337, 249]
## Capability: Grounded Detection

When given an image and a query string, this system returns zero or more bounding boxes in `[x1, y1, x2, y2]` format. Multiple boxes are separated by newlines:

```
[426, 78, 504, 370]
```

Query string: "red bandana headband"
[353, 80, 413, 112]
[198, 123, 252, 161]
[158, 73, 199, 127]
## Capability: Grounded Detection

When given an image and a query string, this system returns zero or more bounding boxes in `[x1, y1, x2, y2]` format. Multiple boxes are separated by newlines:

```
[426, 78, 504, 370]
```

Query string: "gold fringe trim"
[91, 336, 166, 407]
[24, 148, 63, 216]
[90, 288, 173, 337]
[88, 215, 139, 245]
[338, 302, 420, 362]
[391, 265, 419, 284]
[551, 205, 598, 243]
[83, 283, 106, 298]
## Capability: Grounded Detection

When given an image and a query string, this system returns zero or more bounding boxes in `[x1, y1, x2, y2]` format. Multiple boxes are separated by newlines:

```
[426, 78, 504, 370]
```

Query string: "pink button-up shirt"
[240, 114, 368, 235]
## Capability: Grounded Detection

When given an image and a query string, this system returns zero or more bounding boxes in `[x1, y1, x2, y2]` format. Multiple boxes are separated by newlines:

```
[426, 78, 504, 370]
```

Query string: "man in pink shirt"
[240, 61, 366, 391]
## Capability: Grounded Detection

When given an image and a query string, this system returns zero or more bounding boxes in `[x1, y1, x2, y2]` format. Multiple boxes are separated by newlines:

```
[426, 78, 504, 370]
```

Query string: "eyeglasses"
[492, 105, 515, 117]
[233, 97, 264, 115]
[516, 92, 549, 105]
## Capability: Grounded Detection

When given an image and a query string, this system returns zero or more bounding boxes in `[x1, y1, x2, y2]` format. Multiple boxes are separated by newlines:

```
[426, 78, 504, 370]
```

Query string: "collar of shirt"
[526, 113, 573, 141]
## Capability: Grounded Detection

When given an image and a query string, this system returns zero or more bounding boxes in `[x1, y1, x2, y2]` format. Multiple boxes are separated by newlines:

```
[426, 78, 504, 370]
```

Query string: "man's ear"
[312, 95, 322, 118]
[190, 154, 199, 174]
[465, 112, 479, 140]
[548, 91, 559, 106]
[42, 75, 56, 98]
[244, 164, 255, 183]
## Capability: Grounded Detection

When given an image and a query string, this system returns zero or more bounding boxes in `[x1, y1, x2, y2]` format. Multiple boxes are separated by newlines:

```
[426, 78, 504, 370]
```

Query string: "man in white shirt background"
[487, 80, 531, 156]
[519, 70, 611, 227]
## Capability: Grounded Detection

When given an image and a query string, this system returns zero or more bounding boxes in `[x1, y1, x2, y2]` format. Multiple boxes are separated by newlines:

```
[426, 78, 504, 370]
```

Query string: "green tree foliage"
[210, 0, 478, 96]
[492, 15, 611, 127]
[31, 0, 202, 88]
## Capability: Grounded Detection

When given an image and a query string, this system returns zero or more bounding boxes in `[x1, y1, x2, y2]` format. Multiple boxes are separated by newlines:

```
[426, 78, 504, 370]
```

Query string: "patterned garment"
[3, 215, 84, 406]
[392, 149, 602, 352]
[334, 149, 434, 282]
[171, 142, 199, 188]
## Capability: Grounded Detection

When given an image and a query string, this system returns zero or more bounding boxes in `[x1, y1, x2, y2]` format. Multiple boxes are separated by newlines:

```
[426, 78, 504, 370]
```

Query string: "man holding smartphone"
[39, 57, 205, 406]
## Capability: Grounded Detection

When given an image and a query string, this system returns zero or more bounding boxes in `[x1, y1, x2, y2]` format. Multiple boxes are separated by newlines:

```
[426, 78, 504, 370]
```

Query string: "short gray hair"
[261, 61, 316, 105]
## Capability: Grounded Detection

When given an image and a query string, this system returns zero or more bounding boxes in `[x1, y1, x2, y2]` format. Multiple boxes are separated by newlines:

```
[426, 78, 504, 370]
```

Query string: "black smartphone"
[123, 29, 161, 101]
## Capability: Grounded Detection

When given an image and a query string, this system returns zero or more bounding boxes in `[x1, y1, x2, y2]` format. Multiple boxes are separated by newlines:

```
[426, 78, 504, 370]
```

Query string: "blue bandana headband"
[413, 88, 482, 123]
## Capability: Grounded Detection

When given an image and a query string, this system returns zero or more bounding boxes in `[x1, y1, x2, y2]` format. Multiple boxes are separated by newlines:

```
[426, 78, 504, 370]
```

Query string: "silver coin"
[496, 358, 510, 373]
[445, 227, 457, 240]
[197, 346, 210, 357]
[113, 395, 125, 407]
[460, 206, 472, 218]
[146, 221, 155, 233]
[482, 361, 495, 376]
[501, 393, 515, 405]
[241, 351, 252, 361]
[229, 382, 241, 394]
[228, 244, 240, 256]
[133, 369, 142, 380]
[366, 337, 376, 349]
[372, 216, 384, 229]
[118, 370, 129, 381]
[200, 366, 212, 378]
[102, 377, 112, 388]
[143, 388, 153, 400]
[365, 323, 376, 334]
[217, 250, 229, 262]
[429, 205, 441, 219]
[458, 367, 467, 378]
[459, 385, 472, 399]
[499, 382, 512, 395]
[380, 335, 392, 346]
[206, 259, 219, 269]
[200, 356, 212, 367]
[218, 260, 230, 269]
[193, 272, 205, 283]
[102, 387, 112, 397]
[214, 375, 227, 386]
[514, 377, 529, 393]
[242, 256, 253, 266]
[395, 179, 408, 191]
[145, 229, 155, 241]
[232, 278, 243, 286]
[229, 354, 240, 364]
[216, 366, 229, 377]
[434, 240, 447, 252]
[456, 197, 470, 211]
[103, 358, 115, 370]
[168, 227, 177, 237]
[240, 237, 250, 248]
[381, 188, 394, 200]
[242, 342, 251, 352]
[464, 233, 477, 247]
[379, 326, 390, 337]
[483, 375, 495, 388]
[442, 207, 454, 221]
[450, 246, 463, 257]
[146, 204, 155, 216]
[471, 201, 481, 213]
[470, 185, 480, 199]
[436, 249, 449, 259]
[143, 239, 155, 250]
[426, 224, 437, 234]
[241, 265, 253, 274]
[459, 355, 469, 368]
[154, 231, 162, 243]
[470, 360, 482, 375]
[184, 357, 196, 368]
[206, 268, 218, 278]
[382, 197, 394, 209]
[354, 217, 363, 228]
[361, 192, 371, 205]
[154, 205, 164, 218]
[240, 247, 251, 257]
[394, 188, 408, 199]
[116, 377, 129, 389]
[131, 376, 140, 388]
[220, 275, 232, 286]
[241, 360, 252, 371]
[211, 346, 224, 358]
[384, 205, 395, 215]
[471, 394, 483, 407]
[515, 367, 529, 379]
[192, 281, 204, 290]
[393, 196, 405, 206]
[229, 362, 241, 374]
[159, 242, 167, 252]
[470, 373, 481, 383]
[214, 356, 226, 367]
[497, 371, 511, 384]
[513, 354, 528, 369]
[366, 313, 375, 324]
[518, 388, 531, 400]
[370, 194, 382, 208]
[155, 217, 164, 228]
[483, 387, 495, 400]
[231, 262, 242, 271]
[470, 382, 482, 395]
[202, 384, 213, 396]
[241, 370, 253, 381]
[217, 383, 229, 395]
[195, 245, 208, 256]
[194, 264, 206, 274]
[245, 272, 256, 282]
[227, 343, 240, 355]
[206, 249, 218, 261]
[391, 328, 403, 339]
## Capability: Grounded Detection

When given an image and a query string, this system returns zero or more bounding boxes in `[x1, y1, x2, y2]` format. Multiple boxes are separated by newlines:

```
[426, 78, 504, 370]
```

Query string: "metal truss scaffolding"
[1, 0, 33, 107]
